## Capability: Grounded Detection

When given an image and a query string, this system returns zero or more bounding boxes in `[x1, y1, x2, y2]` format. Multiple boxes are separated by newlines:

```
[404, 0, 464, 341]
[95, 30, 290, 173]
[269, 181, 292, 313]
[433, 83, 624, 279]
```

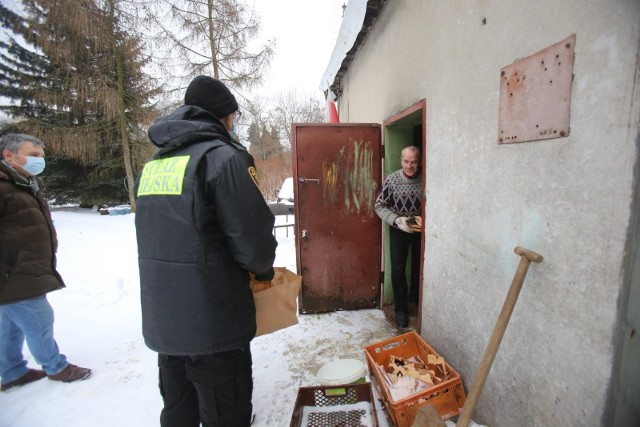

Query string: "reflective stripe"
[137, 156, 190, 196]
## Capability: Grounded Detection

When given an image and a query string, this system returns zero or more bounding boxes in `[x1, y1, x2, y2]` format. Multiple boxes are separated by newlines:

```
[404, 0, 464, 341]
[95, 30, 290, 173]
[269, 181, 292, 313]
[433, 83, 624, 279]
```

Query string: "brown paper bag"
[251, 267, 302, 337]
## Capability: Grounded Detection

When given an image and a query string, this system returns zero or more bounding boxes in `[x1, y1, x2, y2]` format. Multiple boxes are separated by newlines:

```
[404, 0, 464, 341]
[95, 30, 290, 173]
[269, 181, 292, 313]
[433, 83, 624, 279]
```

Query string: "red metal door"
[292, 124, 382, 313]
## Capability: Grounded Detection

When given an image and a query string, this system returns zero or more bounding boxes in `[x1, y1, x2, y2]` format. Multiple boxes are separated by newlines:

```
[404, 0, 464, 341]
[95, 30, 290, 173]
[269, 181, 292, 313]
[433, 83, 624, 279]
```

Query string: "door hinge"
[379, 270, 384, 285]
[380, 144, 385, 158]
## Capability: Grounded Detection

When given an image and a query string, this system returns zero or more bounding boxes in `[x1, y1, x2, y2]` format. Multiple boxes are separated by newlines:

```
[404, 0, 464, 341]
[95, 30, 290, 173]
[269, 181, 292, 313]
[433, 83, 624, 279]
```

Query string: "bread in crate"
[364, 332, 466, 427]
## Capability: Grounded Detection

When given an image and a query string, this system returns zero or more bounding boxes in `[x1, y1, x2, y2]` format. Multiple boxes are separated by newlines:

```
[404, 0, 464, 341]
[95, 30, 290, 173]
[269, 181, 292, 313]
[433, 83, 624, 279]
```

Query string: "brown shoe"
[48, 364, 92, 383]
[1, 369, 47, 391]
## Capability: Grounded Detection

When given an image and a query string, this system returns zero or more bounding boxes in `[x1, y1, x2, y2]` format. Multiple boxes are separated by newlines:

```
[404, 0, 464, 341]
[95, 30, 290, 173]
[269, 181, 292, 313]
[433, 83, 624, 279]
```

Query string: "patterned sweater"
[374, 169, 422, 226]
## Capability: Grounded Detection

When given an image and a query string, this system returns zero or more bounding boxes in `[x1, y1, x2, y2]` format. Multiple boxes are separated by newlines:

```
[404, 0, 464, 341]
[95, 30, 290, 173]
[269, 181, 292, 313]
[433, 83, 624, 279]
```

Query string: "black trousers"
[389, 226, 421, 314]
[158, 348, 253, 427]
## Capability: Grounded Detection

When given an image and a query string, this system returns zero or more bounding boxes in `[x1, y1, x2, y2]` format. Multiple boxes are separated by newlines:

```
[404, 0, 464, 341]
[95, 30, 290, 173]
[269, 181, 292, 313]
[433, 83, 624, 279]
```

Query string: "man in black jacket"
[135, 76, 277, 427]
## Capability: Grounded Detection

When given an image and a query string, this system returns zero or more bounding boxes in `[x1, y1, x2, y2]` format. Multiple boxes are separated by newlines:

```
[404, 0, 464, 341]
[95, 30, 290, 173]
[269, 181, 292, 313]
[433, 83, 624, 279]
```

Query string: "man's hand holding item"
[251, 268, 274, 292]
[395, 216, 415, 233]
[406, 215, 422, 232]
[253, 267, 275, 282]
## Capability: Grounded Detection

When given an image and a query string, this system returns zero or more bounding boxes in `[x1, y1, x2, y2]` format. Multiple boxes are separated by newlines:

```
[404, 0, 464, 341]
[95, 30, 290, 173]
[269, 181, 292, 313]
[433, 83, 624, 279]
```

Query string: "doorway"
[380, 100, 426, 332]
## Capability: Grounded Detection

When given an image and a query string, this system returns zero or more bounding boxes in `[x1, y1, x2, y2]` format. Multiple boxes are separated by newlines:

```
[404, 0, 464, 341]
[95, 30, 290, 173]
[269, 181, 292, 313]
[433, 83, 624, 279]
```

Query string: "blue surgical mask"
[229, 110, 241, 143]
[17, 155, 46, 175]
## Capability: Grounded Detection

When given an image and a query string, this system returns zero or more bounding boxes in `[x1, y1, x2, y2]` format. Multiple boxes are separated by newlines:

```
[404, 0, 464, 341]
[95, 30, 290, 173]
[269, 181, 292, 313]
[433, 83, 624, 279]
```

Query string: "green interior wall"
[382, 110, 423, 305]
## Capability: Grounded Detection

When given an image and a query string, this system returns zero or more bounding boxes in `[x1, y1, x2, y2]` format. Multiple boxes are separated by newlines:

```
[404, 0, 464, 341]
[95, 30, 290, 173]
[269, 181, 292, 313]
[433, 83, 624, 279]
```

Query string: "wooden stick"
[456, 246, 543, 427]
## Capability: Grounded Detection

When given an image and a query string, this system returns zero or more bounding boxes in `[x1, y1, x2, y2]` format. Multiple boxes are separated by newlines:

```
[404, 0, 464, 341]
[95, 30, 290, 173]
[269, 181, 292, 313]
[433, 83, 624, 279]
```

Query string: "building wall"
[336, 0, 640, 425]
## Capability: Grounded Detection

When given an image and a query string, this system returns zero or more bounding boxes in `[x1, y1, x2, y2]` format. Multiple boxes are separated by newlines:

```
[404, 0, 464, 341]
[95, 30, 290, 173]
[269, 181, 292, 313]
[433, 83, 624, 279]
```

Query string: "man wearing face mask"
[135, 76, 277, 426]
[0, 133, 92, 392]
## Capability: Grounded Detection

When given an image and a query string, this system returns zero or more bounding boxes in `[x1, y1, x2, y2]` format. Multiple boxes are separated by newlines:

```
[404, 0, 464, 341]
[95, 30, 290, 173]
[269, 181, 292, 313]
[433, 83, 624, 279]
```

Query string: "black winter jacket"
[0, 162, 65, 305]
[135, 105, 277, 355]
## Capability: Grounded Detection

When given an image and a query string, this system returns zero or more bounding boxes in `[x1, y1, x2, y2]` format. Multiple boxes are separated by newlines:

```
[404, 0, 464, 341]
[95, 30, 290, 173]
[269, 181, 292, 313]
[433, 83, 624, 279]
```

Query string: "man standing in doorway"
[375, 145, 423, 328]
[135, 76, 277, 426]
[0, 133, 92, 391]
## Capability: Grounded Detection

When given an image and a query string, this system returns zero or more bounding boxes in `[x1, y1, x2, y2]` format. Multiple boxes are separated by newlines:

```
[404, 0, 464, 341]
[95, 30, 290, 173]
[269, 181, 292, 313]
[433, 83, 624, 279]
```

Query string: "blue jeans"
[0, 295, 68, 385]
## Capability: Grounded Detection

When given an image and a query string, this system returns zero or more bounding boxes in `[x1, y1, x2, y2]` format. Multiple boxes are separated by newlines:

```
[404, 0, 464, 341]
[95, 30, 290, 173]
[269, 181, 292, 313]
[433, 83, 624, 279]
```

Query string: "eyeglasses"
[234, 110, 242, 119]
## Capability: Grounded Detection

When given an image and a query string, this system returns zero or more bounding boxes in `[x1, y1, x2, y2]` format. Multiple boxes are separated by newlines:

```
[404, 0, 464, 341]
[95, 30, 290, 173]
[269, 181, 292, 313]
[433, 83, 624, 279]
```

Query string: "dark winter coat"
[0, 161, 65, 305]
[135, 105, 277, 356]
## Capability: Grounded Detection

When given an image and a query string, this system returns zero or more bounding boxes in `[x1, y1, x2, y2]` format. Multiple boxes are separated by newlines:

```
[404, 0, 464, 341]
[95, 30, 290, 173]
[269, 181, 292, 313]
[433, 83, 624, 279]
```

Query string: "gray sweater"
[374, 169, 422, 226]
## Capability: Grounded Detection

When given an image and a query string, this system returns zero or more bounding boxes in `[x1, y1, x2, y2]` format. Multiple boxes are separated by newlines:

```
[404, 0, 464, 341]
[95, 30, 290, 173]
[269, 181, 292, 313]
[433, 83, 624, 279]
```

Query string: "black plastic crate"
[289, 382, 379, 427]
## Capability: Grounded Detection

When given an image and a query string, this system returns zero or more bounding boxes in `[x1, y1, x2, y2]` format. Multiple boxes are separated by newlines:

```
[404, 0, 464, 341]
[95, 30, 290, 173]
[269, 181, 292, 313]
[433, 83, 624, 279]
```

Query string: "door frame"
[381, 99, 427, 332]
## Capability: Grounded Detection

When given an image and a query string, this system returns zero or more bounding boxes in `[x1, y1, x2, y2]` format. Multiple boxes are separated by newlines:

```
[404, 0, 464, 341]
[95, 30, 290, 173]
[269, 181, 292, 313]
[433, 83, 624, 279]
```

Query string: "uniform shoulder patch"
[248, 166, 260, 189]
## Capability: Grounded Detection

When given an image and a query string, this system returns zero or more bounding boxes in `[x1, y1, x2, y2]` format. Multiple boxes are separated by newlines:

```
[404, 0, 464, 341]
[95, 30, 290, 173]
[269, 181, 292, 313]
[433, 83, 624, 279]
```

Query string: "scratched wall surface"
[333, 0, 640, 426]
[322, 139, 378, 215]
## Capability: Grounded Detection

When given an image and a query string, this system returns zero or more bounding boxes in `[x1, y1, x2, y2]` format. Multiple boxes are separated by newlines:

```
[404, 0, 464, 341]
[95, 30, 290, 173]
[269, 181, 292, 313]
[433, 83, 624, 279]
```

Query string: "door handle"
[299, 177, 320, 184]
[302, 229, 308, 240]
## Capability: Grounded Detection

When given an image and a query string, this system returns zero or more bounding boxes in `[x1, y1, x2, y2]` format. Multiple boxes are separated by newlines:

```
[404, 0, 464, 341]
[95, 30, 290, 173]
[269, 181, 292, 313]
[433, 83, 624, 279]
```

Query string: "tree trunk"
[109, 0, 137, 211]
[207, 0, 220, 79]
[116, 52, 137, 212]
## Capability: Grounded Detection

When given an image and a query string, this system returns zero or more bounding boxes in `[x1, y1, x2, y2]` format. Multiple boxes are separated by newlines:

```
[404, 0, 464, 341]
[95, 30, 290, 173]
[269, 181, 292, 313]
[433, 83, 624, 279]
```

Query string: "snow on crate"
[301, 401, 374, 426]
[290, 383, 379, 427]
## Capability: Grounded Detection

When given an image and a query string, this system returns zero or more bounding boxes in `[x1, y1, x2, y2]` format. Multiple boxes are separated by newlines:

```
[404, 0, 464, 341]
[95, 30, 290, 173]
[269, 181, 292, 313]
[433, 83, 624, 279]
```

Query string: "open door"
[292, 124, 382, 313]
[381, 100, 426, 332]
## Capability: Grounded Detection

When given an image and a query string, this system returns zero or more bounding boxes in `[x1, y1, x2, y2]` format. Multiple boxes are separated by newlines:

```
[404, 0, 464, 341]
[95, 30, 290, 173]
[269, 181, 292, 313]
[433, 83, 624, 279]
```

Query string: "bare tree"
[270, 90, 325, 148]
[143, 0, 274, 92]
[254, 155, 290, 203]
[243, 94, 271, 129]
[235, 90, 325, 201]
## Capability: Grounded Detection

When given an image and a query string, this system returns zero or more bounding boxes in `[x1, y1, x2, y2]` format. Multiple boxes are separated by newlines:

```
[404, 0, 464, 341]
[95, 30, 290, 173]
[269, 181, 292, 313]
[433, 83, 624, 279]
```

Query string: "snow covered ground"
[0, 208, 400, 426]
[0, 208, 485, 427]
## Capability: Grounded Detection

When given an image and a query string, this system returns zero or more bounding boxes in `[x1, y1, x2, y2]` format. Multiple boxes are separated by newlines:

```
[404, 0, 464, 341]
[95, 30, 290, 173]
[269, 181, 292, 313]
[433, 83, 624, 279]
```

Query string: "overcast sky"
[249, 0, 345, 100]
[0, 0, 346, 111]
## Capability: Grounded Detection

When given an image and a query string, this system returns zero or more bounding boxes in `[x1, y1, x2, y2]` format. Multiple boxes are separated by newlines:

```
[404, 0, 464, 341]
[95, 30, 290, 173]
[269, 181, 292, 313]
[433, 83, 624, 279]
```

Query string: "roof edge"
[320, 0, 387, 100]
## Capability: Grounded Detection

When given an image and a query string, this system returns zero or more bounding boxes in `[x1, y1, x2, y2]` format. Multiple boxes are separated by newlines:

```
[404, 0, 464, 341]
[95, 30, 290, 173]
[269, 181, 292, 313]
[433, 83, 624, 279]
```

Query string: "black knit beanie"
[184, 75, 238, 119]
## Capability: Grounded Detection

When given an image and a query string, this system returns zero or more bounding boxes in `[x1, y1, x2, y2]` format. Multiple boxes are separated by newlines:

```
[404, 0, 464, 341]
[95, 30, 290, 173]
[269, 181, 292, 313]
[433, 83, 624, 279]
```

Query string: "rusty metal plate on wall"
[498, 34, 576, 144]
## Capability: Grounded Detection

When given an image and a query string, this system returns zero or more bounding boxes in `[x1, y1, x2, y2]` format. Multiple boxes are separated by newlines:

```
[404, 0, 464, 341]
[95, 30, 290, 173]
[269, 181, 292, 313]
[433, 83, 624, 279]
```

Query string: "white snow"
[319, 0, 369, 94]
[300, 401, 373, 426]
[0, 208, 398, 427]
[0, 208, 485, 427]
[277, 177, 294, 204]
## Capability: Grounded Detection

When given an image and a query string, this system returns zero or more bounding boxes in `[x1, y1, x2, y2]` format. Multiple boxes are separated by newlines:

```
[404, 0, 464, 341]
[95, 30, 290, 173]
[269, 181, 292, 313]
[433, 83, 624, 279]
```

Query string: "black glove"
[253, 267, 275, 282]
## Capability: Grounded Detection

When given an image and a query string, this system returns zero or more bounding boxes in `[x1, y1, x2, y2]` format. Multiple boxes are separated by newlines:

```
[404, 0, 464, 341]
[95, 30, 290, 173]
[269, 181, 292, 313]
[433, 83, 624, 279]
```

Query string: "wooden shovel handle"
[515, 246, 543, 263]
[456, 247, 542, 427]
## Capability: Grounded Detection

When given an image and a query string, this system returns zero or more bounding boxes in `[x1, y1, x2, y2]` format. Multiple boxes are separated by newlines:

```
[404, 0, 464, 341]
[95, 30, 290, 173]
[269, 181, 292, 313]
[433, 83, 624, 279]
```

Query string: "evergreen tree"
[246, 120, 261, 150]
[0, 0, 160, 207]
[0, 3, 50, 118]
[249, 124, 282, 161]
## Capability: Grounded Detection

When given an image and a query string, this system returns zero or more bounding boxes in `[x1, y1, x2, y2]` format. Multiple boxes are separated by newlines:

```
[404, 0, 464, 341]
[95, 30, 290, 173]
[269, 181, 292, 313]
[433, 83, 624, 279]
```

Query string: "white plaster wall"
[336, 0, 640, 425]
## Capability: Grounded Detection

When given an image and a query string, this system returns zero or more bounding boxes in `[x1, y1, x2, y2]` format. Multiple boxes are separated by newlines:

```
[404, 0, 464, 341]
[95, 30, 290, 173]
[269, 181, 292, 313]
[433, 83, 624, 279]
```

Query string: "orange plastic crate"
[364, 332, 466, 427]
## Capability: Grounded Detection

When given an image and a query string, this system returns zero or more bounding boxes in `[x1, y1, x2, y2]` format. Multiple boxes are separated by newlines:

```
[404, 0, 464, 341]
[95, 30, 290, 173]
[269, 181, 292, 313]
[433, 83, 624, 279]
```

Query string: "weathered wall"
[336, 0, 640, 425]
